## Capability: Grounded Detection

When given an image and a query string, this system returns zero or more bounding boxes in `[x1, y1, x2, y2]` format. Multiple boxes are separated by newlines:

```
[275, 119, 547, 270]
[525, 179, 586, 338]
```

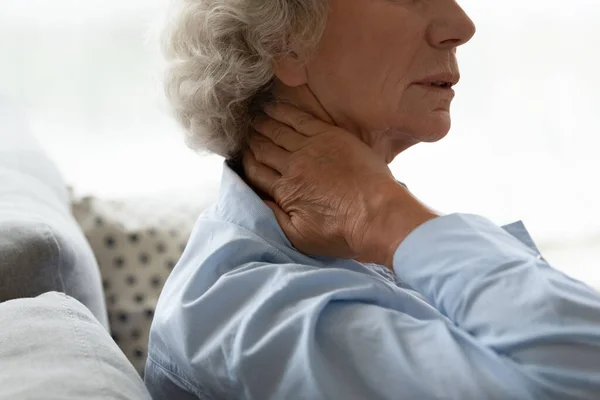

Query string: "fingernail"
[264, 103, 276, 115]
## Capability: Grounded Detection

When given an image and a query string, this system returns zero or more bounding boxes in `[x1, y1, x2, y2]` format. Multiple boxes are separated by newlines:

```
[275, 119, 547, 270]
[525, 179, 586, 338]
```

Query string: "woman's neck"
[271, 80, 415, 164]
[271, 81, 336, 125]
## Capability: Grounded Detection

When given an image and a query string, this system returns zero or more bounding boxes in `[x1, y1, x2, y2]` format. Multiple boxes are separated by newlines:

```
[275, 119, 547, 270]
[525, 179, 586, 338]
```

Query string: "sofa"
[0, 98, 206, 399]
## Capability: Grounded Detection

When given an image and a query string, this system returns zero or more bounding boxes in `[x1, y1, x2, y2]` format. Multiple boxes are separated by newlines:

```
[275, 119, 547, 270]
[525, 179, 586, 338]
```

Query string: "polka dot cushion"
[71, 194, 213, 374]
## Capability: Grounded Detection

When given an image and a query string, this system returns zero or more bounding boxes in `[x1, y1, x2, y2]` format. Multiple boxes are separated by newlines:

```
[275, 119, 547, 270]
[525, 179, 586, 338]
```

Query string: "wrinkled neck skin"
[271, 80, 417, 164]
[271, 81, 418, 264]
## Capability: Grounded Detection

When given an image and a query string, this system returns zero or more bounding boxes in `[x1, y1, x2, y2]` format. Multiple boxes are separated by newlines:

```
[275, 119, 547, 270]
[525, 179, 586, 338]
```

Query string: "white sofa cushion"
[0, 98, 108, 327]
[0, 292, 151, 400]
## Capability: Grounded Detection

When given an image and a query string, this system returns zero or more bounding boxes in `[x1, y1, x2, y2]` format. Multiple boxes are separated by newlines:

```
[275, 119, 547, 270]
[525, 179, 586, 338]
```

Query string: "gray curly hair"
[163, 0, 330, 158]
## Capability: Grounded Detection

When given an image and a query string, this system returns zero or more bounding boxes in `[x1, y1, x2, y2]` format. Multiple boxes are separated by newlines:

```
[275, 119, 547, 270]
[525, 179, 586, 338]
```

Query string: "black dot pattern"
[104, 236, 116, 248]
[114, 256, 125, 269]
[71, 196, 204, 375]
[133, 348, 145, 359]
[139, 253, 150, 265]
[128, 233, 139, 244]
[150, 276, 162, 289]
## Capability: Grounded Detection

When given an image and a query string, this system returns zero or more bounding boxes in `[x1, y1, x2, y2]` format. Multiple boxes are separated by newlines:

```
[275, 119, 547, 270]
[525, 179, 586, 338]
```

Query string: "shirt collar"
[215, 160, 294, 250]
[215, 160, 541, 262]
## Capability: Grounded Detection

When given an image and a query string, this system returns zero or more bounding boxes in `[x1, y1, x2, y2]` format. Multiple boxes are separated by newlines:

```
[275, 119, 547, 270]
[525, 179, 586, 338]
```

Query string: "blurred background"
[0, 0, 599, 286]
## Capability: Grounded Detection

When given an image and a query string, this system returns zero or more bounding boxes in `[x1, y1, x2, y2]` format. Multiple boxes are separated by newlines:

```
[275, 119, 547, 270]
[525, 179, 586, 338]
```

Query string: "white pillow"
[71, 192, 214, 374]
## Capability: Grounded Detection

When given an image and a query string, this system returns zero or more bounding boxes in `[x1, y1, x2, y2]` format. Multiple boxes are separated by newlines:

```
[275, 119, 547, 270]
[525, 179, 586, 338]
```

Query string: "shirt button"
[536, 254, 543, 260]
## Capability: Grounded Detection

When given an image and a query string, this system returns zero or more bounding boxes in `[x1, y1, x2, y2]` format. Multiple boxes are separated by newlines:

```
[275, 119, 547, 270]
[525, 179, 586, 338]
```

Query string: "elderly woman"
[146, 1, 600, 399]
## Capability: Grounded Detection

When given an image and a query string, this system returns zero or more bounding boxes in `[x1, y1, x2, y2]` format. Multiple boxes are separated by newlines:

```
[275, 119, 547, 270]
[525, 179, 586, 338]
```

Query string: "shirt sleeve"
[393, 213, 600, 399]
[148, 216, 600, 400]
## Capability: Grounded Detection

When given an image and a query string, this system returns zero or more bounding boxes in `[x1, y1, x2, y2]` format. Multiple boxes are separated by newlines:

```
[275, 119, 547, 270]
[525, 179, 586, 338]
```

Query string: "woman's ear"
[274, 50, 309, 87]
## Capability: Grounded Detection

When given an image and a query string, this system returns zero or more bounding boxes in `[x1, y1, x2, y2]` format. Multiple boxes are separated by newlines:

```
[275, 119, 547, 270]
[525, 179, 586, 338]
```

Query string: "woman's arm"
[243, 102, 600, 398]
[146, 223, 540, 399]
[392, 212, 600, 398]
[147, 224, 599, 399]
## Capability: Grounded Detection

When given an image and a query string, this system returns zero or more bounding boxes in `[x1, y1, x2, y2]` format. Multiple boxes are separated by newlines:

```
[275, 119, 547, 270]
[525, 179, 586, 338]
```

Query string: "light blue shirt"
[145, 162, 600, 400]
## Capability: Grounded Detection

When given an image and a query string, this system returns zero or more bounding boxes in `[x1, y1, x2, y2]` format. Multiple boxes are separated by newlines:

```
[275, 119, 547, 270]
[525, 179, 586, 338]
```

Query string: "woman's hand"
[243, 103, 438, 268]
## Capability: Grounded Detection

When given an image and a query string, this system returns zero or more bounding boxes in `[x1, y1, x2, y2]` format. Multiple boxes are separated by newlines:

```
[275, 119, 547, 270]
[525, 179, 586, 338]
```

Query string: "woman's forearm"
[359, 181, 441, 268]
[390, 213, 600, 397]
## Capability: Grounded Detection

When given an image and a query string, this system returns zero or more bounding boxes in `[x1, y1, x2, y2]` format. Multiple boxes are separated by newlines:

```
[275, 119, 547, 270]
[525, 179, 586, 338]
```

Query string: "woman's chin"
[416, 114, 451, 143]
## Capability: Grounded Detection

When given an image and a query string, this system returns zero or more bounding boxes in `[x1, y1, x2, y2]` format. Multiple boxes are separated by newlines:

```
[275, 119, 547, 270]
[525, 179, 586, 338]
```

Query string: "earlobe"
[274, 52, 309, 87]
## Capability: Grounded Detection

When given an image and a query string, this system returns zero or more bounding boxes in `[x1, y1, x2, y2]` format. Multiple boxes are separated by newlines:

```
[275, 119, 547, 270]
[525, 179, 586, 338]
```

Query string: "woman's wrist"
[361, 182, 440, 269]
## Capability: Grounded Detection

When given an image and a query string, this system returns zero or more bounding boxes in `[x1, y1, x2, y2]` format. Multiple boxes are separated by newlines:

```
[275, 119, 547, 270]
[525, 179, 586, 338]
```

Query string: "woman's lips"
[414, 83, 456, 97]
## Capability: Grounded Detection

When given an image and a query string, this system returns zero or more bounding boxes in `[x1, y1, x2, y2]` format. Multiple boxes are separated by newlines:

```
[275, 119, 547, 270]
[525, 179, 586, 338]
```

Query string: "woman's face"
[301, 0, 476, 160]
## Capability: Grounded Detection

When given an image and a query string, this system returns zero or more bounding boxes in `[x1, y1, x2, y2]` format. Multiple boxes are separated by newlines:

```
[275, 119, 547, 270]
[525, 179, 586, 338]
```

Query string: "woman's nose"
[427, 1, 476, 50]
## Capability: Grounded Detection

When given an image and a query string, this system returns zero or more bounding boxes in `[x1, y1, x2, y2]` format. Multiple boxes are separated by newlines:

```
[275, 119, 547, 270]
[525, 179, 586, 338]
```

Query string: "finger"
[264, 200, 302, 245]
[252, 116, 307, 152]
[264, 102, 330, 137]
[248, 133, 291, 174]
[242, 151, 280, 199]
